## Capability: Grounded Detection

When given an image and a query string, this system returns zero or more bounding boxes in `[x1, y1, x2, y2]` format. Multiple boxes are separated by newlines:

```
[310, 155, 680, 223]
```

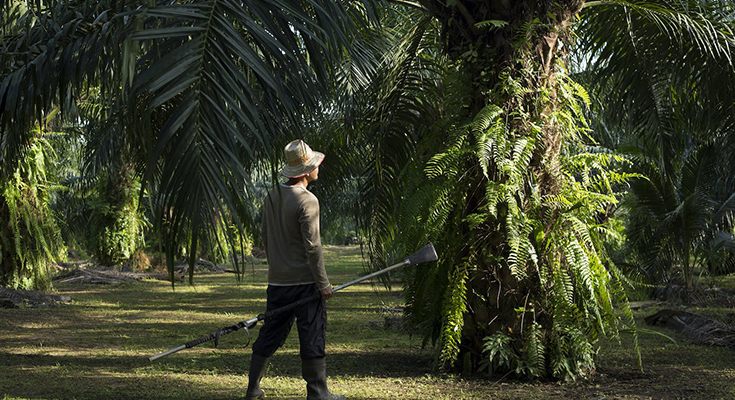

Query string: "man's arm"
[260, 202, 268, 254]
[299, 195, 331, 296]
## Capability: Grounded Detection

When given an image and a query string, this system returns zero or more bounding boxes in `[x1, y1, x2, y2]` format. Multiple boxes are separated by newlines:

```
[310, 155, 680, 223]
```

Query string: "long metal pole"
[148, 260, 409, 362]
[333, 259, 410, 291]
[149, 345, 185, 361]
[148, 244, 436, 362]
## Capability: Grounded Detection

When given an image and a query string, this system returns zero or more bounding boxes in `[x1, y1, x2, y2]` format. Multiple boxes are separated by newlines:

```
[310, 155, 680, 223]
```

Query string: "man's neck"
[286, 176, 309, 188]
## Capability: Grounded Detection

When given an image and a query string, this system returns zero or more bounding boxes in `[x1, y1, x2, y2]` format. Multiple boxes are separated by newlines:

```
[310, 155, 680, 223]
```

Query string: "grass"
[1, 245, 734, 399]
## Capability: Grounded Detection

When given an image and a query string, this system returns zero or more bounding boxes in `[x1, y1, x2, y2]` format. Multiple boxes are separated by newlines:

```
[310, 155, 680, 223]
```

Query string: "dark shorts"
[251, 283, 326, 360]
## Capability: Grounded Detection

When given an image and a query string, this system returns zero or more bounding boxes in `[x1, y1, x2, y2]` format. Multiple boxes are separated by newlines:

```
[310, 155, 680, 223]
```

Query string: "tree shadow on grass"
[1, 353, 228, 400]
[5, 339, 734, 400]
[0, 348, 434, 400]
[260, 349, 434, 378]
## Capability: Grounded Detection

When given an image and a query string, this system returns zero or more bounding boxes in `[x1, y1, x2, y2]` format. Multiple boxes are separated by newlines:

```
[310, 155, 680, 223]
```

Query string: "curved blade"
[406, 243, 438, 265]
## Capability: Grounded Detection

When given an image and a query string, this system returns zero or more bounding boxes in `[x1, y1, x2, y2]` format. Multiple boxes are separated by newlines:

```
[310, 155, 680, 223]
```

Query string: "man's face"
[307, 166, 319, 182]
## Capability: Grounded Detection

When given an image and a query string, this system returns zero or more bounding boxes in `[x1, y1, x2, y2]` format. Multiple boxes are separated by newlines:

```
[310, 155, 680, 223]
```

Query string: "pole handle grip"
[148, 318, 258, 362]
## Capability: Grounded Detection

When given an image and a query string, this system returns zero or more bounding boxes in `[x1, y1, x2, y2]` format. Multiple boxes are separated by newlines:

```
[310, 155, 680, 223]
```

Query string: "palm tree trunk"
[683, 235, 691, 297]
[91, 160, 140, 266]
[420, 0, 586, 374]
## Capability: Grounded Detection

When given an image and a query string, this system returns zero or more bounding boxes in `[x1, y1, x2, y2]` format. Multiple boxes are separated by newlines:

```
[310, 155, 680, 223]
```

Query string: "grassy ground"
[1, 246, 734, 400]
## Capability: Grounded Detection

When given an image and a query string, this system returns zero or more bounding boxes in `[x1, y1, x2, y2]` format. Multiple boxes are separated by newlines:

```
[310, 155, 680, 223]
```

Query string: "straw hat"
[281, 139, 325, 179]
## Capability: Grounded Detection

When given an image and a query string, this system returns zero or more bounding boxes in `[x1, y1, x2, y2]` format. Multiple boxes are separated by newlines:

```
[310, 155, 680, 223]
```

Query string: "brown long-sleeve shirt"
[261, 184, 330, 289]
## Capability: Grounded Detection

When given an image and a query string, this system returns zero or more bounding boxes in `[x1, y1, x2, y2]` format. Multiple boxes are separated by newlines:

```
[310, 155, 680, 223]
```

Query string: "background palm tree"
[576, 0, 735, 290]
[0, 123, 64, 290]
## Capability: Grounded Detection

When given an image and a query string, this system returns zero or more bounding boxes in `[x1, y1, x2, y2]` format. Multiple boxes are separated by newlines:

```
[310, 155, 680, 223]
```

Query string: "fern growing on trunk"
[398, 68, 638, 379]
[344, 1, 644, 379]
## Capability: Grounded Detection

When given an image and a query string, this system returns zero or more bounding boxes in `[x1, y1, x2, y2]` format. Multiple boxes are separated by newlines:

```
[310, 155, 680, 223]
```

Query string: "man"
[246, 139, 344, 400]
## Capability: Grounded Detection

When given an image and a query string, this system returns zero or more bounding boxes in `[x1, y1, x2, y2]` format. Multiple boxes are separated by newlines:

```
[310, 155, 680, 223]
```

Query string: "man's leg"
[295, 284, 344, 400]
[302, 358, 344, 400]
[245, 353, 269, 400]
[247, 286, 297, 399]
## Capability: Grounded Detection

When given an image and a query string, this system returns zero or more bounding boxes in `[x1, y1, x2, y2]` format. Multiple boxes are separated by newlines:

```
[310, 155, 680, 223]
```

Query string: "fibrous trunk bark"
[423, 0, 584, 372]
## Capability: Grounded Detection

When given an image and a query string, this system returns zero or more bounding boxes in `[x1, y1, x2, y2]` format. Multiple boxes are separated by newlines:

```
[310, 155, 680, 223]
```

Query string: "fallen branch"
[645, 309, 735, 348]
[0, 287, 71, 308]
[53, 268, 142, 284]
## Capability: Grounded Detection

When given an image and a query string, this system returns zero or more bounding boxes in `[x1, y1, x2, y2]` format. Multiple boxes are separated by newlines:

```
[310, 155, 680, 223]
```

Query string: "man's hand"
[320, 285, 335, 300]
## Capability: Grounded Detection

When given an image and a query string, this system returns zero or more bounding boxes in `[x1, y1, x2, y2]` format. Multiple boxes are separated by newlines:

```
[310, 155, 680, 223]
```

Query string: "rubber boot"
[245, 353, 269, 399]
[302, 357, 345, 400]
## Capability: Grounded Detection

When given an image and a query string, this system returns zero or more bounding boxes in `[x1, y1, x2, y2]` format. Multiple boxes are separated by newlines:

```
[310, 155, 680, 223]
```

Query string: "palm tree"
[327, 1, 633, 378]
[322, 0, 735, 378]
[576, 1, 735, 290]
[0, 123, 64, 290]
[622, 142, 735, 290]
[1, 0, 377, 284]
